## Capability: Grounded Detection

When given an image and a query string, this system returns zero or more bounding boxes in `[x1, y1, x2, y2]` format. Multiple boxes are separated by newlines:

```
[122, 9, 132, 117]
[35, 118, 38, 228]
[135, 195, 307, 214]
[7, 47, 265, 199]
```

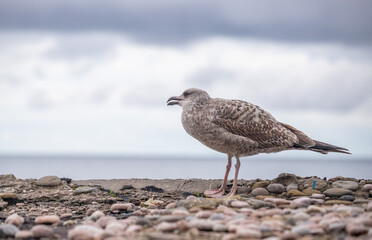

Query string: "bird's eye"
[183, 91, 191, 97]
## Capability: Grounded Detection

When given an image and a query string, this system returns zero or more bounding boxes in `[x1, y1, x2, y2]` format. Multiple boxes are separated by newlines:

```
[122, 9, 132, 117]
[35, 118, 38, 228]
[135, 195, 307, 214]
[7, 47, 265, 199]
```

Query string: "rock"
[230, 200, 249, 208]
[311, 193, 325, 199]
[35, 215, 60, 225]
[36, 175, 61, 187]
[0, 193, 18, 199]
[31, 225, 54, 238]
[105, 221, 127, 234]
[346, 223, 368, 236]
[303, 178, 327, 190]
[339, 195, 355, 201]
[97, 216, 117, 228]
[280, 232, 298, 240]
[249, 199, 275, 209]
[293, 212, 310, 222]
[156, 222, 178, 232]
[328, 222, 346, 232]
[236, 227, 262, 238]
[236, 186, 250, 194]
[192, 219, 213, 231]
[157, 216, 185, 223]
[332, 180, 358, 190]
[267, 183, 285, 193]
[0, 198, 7, 209]
[363, 184, 372, 191]
[367, 201, 372, 211]
[110, 203, 134, 212]
[324, 188, 352, 197]
[166, 202, 176, 209]
[0, 224, 19, 238]
[287, 189, 305, 197]
[324, 200, 352, 205]
[302, 188, 321, 196]
[291, 225, 311, 236]
[273, 173, 298, 186]
[126, 225, 143, 234]
[74, 186, 96, 194]
[15, 230, 34, 239]
[251, 181, 270, 190]
[209, 213, 225, 221]
[251, 187, 269, 196]
[353, 198, 370, 204]
[286, 183, 298, 191]
[176, 198, 218, 209]
[68, 225, 104, 240]
[89, 210, 104, 221]
[0, 174, 16, 181]
[5, 213, 24, 227]
[172, 208, 190, 217]
[212, 223, 228, 232]
[196, 210, 214, 218]
[290, 197, 311, 208]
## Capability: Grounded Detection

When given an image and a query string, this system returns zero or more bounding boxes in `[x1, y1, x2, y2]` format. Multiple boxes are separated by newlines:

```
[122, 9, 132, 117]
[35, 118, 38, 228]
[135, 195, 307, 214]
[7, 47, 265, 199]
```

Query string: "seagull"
[167, 88, 350, 197]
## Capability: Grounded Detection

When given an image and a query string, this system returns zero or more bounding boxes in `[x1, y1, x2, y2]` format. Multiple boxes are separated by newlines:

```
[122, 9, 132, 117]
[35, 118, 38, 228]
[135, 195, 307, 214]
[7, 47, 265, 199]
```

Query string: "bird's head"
[167, 88, 210, 107]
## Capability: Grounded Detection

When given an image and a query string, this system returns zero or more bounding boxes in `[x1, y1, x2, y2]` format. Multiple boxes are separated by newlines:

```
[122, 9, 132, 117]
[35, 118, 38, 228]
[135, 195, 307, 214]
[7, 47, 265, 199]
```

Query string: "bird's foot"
[227, 186, 238, 197]
[204, 188, 226, 198]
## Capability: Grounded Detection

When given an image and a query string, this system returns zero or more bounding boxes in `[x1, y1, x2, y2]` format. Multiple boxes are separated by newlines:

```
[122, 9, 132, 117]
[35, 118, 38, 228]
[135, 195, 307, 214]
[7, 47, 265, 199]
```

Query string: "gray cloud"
[0, 0, 371, 45]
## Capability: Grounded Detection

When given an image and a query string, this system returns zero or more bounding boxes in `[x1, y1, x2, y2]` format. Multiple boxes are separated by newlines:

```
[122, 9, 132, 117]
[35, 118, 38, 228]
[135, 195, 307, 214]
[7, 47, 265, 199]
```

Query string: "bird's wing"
[211, 99, 299, 149]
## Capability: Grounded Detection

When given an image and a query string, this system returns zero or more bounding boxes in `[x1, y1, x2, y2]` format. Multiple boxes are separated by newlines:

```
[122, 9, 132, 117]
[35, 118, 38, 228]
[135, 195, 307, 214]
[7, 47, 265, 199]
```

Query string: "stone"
[332, 180, 358, 190]
[324, 188, 352, 197]
[0, 224, 19, 238]
[15, 230, 34, 239]
[230, 200, 249, 208]
[293, 212, 310, 221]
[353, 198, 369, 204]
[328, 222, 346, 232]
[89, 210, 104, 221]
[209, 213, 225, 221]
[286, 183, 298, 191]
[35, 215, 60, 225]
[251, 181, 270, 190]
[0, 193, 18, 199]
[110, 203, 134, 212]
[36, 175, 61, 187]
[267, 183, 285, 193]
[172, 208, 190, 217]
[363, 184, 372, 191]
[5, 213, 24, 227]
[156, 222, 178, 232]
[31, 225, 54, 238]
[193, 219, 213, 231]
[324, 200, 352, 205]
[212, 223, 228, 232]
[290, 197, 311, 208]
[236, 186, 250, 194]
[339, 195, 355, 201]
[105, 221, 127, 234]
[287, 189, 305, 197]
[302, 188, 321, 196]
[311, 193, 325, 199]
[0, 174, 16, 181]
[96, 216, 117, 228]
[236, 227, 262, 238]
[196, 210, 214, 218]
[367, 201, 372, 211]
[74, 186, 96, 194]
[176, 198, 218, 209]
[303, 178, 327, 190]
[0, 198, 7, 209]
[251, 187, 269, 196]
[68, 225, 104, 240]
[346, 223, 368, 236]
[273, 173, 298, 185]
[157, 216, 185, 223]
[166, 202, 176, 209]
[291, 225, 311, 236]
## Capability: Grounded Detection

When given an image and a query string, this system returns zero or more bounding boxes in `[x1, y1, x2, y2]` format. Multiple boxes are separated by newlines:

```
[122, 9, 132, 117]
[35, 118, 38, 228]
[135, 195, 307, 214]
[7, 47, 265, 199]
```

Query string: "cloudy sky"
[0, 0, 371, 158]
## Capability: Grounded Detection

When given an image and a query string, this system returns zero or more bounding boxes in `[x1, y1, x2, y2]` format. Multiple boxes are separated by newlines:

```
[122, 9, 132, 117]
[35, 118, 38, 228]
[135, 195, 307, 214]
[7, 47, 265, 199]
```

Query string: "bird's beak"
[167, 96, 182, 106]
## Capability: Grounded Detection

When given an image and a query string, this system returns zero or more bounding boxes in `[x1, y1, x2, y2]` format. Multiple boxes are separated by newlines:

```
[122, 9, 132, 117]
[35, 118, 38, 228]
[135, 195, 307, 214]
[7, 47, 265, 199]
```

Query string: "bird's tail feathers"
[309, 140, 351, 155]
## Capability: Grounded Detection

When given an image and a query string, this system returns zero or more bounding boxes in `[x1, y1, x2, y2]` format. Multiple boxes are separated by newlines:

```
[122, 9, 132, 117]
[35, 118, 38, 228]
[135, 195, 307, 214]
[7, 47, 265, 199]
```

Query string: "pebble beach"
[1, 173, 372, 239]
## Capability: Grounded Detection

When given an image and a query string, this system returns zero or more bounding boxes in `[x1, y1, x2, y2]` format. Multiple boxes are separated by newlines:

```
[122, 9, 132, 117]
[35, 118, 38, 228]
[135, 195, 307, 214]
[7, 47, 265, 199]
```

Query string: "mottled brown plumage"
[167, 88, 350, 197]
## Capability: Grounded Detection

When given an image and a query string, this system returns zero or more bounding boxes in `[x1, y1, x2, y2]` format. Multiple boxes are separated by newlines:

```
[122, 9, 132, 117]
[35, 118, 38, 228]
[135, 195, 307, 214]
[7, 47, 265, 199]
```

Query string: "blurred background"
[0, 0, 371, 180]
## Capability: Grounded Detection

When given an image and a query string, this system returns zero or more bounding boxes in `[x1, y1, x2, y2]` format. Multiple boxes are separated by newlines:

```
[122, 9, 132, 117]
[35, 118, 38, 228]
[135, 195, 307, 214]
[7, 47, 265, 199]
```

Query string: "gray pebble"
[286, 183, 298, 191]
[0, 224, 19, 237]
[251, 187, 269, 196]
[324, 188, 352, 197]
[74, 186, 96, 195]
[36, 176, 61, 187]
[332, 180, 358, 190]
[291, 225, 311, 236]
[338, 195, 355, 201]
[267, 183, 285, 193]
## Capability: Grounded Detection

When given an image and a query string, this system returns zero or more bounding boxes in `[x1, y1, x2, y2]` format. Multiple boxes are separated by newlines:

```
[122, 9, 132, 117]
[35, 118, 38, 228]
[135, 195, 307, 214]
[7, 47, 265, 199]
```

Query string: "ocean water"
[0, 155, 371, 180]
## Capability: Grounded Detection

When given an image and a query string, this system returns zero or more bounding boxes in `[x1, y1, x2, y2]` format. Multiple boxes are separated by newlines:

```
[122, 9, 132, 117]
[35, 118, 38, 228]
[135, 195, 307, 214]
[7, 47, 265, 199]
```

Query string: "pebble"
[5, 213, 24, 227]
[324, 188, 352, 197]
[302, 188, 320, 196]
[166, 202, 176, 209]
[14, 230, 33, 239]
[311, 193, 325, 199]
[363, 184, 372, 191]
[35, 215, 60, 225]
[290, 197, 311, 208]
[251, 187, 270, 196]
[346, 223, 368, 236]
[325, 200, 352, 205]
[273, 173, 298, 185]
[328, 222, 346, 232]
[367, 201, 372, 211]
[68, 225, 104, 240]
[291, 224, 311, 236]
[339, 195, 355, 201]
[89, 210, 104, 221]
[332, 180, 359, 190]
[304, 177, 327, 190]
[0, 198, 8, 209]
[172, 208, 190, 217]
[36, 175, 61, 187]
[267, 183, 285, 193]
[74, 186, 96, 194]
[196, 210, 214, 218]
[286, 183, 298, 191]
[31, 225, 54, 238]
[0, 224, 19, 237]
[110, 203, 134, 212]
[236, 227, 262, 238]
[0, 193, 18, 199]
[230, 200, 249, 208]
[237, 186, 250, 194]
[156, 222, 178, 232]
[97, 216, 117, 228]
[287, 189, 305, 197]
[251, 181, 270, 189]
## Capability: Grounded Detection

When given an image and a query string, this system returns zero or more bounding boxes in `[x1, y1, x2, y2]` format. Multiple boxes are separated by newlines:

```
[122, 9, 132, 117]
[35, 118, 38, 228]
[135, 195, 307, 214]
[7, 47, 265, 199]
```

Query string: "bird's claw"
[204, 188, 226, 198]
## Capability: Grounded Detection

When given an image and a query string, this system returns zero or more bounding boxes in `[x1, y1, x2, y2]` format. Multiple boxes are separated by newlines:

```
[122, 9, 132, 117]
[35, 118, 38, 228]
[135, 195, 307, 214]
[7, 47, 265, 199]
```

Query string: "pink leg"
[204, 155, 232, 197]
[227, 156, 240, 196]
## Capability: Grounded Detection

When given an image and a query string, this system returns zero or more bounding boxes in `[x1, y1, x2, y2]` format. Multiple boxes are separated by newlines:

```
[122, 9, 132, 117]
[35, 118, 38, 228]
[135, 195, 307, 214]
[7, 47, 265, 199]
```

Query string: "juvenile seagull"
[167, 88, 350, 197]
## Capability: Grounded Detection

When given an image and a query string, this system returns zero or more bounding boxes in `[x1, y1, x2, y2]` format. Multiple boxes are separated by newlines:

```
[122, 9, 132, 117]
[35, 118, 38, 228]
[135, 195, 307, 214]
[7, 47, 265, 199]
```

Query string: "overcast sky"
[0, 1, 371, 158]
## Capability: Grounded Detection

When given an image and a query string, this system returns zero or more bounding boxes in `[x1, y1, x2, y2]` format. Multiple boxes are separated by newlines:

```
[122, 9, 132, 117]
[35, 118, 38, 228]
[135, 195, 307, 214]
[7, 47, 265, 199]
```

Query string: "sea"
[0, 155, 371, 180]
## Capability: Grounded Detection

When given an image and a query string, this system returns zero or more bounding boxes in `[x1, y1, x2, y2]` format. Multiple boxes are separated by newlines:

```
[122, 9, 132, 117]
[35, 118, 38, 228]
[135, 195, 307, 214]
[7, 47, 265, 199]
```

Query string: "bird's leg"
[204, 155, 232, 197]
[227, 156, 240, 196]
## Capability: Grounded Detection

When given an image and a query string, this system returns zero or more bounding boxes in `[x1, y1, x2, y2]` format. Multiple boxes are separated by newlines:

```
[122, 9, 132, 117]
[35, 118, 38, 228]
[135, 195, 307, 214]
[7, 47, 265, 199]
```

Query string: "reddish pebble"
[31, 225, 54, 238]
[14, 230, 33, 239]
[5, 213, 24, 227]
[110, 203, 134, 212]
[35, 215, 60, 225]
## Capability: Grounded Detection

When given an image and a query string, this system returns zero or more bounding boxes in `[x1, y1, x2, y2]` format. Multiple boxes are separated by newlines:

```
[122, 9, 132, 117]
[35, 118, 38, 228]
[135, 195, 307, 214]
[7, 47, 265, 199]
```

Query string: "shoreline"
[1, 173, 372, 239]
